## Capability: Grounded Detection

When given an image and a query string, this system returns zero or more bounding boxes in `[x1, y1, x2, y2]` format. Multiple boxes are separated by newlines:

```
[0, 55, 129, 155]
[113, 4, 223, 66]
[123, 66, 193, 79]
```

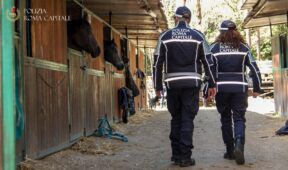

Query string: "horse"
[124, 65, 140, 97]
[120, 38, 129, 64]
[67, 18, 101, 58]
[104, 39, 124, 70]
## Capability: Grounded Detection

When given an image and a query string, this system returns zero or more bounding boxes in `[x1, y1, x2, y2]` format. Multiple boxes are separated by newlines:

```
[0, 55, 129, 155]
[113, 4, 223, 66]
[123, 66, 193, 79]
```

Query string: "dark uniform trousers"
[167, 88, 200, 160]
[215, 92, 248, 147]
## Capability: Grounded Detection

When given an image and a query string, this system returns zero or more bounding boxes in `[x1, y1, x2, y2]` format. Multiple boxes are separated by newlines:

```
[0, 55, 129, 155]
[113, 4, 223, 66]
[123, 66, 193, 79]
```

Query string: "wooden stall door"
[68, 49, 86, 141]
[24, 59, 69, 158]
[85, 17, 105, 136]
[111, 33, 125, 122]
[112, 75, 125, 122]
[25, 0, 69, 159]
[104, 63, 114, 121]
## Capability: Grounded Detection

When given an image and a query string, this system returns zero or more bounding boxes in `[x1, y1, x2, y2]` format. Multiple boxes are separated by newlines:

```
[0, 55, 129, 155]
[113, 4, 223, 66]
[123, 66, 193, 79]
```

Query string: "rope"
[36, 71, 67, 90]
[15, 50, 24, 140]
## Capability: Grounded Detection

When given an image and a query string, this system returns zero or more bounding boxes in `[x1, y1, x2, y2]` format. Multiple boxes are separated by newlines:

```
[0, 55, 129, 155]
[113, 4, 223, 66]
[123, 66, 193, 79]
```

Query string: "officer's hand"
[252, 92, 260, 98]
[156, 91, 162, 99]
[208, 88, 216, 98]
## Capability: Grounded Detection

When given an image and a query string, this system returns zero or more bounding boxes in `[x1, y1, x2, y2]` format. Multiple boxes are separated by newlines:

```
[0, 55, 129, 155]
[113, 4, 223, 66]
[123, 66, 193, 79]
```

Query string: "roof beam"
[137, 0, 162, 31]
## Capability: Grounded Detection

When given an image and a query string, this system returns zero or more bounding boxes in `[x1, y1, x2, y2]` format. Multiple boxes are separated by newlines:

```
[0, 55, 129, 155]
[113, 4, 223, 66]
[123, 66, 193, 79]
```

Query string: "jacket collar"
[175, 20, 189, 28]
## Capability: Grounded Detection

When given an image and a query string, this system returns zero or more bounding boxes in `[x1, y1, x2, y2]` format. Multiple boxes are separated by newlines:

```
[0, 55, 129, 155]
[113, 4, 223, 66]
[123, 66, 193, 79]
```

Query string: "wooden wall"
[31, 0, 67, 63]
[128, 44, 146, 111]
[89, 18, 105, 71]
[272, 36, 288, 118]
[139, 51, 147, 108]
[22, 0, 147, 160]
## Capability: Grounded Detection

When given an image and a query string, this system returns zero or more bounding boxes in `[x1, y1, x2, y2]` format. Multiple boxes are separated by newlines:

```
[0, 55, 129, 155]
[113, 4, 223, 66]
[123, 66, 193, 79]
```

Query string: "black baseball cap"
[219, 20, 237, 31]
[175, 6, 191, 19]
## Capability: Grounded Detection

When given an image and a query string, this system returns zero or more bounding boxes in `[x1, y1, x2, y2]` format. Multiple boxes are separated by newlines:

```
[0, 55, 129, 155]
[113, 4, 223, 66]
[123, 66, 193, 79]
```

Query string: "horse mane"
[67, 19, 90, 33]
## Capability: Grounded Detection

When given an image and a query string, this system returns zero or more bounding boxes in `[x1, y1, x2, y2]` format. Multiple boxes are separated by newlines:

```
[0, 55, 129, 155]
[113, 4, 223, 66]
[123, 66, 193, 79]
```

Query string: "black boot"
[179, 158, 196, 167]
[171, 157, 181, 165]
[224, 152, 235, 160]
[234, 139, 245, 165]
[224, 145, 235, 160]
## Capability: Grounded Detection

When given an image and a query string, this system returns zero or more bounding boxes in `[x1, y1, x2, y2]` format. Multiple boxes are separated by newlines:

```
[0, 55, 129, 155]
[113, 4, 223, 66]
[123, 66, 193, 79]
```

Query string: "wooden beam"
[112, 23, 166, 28]
[128, 35, 158, 41]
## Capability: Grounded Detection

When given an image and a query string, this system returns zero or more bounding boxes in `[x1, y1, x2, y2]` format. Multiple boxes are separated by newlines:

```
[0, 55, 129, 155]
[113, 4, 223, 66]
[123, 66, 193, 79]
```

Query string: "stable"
[242, 0, 288, 117]
[0, 0, 168, 168]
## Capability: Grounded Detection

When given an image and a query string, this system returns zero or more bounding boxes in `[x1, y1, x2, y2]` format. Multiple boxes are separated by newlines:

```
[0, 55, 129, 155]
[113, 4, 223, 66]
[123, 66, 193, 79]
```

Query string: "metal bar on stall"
[269, 18, 273, 37]
[144, 46, 147, 74]
[125, 26, 128, 38]
[136, 36, 139, 68]
[109, 11, 112, 26]
[2, 0, 16, 169]
[286, 11, 288, 28]
[125, 27, 129, 63]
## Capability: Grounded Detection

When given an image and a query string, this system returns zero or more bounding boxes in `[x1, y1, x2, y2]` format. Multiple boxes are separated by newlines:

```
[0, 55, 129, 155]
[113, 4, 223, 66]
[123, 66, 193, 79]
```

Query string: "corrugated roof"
[83, 0, 168, 48]
[241, 0, 259, 10]
[242, 0, 288, 28]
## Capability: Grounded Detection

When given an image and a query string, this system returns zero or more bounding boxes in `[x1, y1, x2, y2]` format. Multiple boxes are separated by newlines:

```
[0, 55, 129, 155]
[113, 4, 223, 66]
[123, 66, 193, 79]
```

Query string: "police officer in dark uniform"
[153, 6, 216, 167]
[210, 20, 262, 165]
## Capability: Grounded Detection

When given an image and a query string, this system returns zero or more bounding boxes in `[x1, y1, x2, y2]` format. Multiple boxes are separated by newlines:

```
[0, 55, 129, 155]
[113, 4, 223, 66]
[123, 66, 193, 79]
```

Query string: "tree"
[161, 0, 176, 28]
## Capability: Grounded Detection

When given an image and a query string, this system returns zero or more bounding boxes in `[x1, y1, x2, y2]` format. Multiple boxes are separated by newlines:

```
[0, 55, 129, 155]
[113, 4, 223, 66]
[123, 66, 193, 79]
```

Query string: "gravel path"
[22, 107, 288, 170]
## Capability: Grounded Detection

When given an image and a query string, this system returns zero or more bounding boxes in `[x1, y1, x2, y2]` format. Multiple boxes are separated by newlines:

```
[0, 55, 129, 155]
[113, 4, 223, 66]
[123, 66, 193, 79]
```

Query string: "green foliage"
[273, 24, 288, 36]
[162, 0, 176, 28]
[251, 48, 257, 60]
[160, 0, 286, 61]
[260, 39, 272, 60]
[145, 53, 152, 76]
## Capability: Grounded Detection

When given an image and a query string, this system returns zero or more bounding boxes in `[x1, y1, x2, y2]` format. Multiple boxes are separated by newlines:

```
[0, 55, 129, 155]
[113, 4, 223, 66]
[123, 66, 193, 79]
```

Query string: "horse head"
[124, 65, 140, 97]
[104, 39, 124, 70]
[67, 19, 100, 58]
[120, 39, 129, 64]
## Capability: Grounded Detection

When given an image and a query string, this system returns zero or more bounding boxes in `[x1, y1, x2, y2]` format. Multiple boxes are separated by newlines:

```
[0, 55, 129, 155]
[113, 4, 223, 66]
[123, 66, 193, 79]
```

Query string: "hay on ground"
[71, 137, 121, 155]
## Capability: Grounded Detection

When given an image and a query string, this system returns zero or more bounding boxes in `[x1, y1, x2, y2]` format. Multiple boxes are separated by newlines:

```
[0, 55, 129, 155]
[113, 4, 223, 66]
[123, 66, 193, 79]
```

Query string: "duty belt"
[164, 72, 201, 82]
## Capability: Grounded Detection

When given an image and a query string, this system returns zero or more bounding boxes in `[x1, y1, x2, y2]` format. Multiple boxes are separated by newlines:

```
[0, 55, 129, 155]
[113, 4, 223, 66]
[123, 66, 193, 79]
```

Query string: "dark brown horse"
[104, 39, 124, 70]
[67, 19, 101, 58]
[124, 65, 139, 97]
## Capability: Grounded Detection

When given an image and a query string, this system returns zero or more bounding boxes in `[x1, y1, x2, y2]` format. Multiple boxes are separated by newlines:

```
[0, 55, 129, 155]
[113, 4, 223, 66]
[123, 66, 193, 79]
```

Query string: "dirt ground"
[20, 107, 288, 170]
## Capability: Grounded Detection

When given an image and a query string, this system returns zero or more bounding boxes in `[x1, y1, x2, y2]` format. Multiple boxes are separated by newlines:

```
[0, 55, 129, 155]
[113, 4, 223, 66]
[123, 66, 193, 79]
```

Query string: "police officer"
[210, 20, 262, 165]
[153, 6, 216, 167]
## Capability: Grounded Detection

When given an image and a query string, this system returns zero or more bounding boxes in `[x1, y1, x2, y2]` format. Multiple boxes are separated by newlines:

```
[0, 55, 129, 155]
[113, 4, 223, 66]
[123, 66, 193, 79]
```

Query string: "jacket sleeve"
[153, 40, 166, 91]
[199, 39, 216, 88]
[245, 50, 262, 93]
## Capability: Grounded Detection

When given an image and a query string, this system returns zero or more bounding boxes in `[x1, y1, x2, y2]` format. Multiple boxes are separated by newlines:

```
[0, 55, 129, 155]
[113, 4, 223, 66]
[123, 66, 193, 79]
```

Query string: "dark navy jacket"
[153, 21, 216, 91]
[210, 42, 262, 93]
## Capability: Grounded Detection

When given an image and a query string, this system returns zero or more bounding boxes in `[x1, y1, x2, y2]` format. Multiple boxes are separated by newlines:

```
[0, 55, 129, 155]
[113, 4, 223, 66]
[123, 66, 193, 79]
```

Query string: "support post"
[1, 0, 16, 169]
[286, 11, 288, 29]
[269, 19, 273, 37]
[136, 36, 139, 68]
[144, 46, 147, 74]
